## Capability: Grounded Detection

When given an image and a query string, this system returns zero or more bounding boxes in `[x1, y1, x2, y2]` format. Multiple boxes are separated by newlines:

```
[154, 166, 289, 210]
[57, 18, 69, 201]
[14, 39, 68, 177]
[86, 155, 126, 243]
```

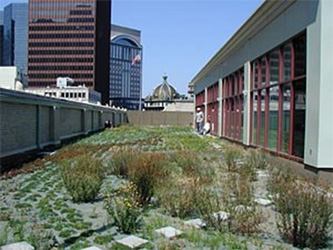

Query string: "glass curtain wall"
[250, 32, 306, 159]
[207, 83, 219, 135]
[222, 68, 244, 142]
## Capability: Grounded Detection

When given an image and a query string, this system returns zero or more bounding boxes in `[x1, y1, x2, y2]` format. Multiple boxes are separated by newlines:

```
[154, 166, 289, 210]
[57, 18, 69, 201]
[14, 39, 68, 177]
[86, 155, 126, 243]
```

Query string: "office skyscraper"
[28, 0, 111, 104]
[2, 3, 28, 74]
[110, 24, 142, 110]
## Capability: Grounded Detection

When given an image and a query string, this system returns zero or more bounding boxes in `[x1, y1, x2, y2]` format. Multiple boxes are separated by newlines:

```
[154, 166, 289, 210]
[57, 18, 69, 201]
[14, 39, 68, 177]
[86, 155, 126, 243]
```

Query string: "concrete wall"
[163, 100, 194, 112]
[304, 0, 333, 168]
[0, 88, 127, 162]
[127, 111, 193, 127]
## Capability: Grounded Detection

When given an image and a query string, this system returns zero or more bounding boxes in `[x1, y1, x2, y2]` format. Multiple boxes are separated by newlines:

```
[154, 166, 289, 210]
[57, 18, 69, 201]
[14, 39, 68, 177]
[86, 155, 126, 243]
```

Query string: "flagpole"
[139, 50, 143, 111]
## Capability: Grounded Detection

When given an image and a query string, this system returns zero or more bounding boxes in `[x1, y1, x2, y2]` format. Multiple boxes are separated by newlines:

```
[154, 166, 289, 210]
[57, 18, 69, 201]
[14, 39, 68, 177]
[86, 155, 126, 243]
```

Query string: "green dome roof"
[147, 75, 179, 101]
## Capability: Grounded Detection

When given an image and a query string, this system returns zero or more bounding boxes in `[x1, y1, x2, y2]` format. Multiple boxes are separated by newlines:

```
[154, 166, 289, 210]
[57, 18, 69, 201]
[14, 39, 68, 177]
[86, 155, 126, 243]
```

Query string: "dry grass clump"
[224, 145, 243, 171]
[108, 149, 139, 177]
[229, 206, 262, 235]
[60, 156, 105, 202]
[156, 151, 213, 218]
[107, 150, 169, 205]
[245, 149, 269, 169]
[53, 144, 109, 164]
[157, 176, 207, 219]
[127, 152, 169, 205]
[268, 169, 333, 248]
[168, 151, 214, 181]
[226, 169, 262, 235]
[196, 161, 262, 235]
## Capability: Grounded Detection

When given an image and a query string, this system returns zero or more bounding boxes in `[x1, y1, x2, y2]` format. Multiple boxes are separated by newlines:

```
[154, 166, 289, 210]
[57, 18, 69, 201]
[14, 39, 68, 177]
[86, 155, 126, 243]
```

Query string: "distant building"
[27, 0, 111, 104]
[0, 11, 3, 66]
[110, 24, 142, 110]
[56, 77, 75, 88]
[2, 3, 28, 75]
[25, 77, 101, 104]
[163, 99, 194, 112]
[0, 66, 28, 90]
[25, 86, 101, 104]
[144, 75, 192, 112]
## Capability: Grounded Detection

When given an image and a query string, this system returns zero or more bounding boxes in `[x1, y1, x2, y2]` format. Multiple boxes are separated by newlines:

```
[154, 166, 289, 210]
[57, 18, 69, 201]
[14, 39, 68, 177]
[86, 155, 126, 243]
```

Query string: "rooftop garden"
[0, 126, 332, 250]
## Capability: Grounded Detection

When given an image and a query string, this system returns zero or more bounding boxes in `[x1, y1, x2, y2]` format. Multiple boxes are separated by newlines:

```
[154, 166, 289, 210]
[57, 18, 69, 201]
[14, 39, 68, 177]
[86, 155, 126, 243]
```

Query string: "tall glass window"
[260, 89, 266, 146]
[269, 50, 280, 85]
[282, 44, 291, 81]
[292, 80, 306, 158]
[268, 86, 279, 150]
[222, 69, 245, 141]
[253, 61, 258, 89]
[281, 84, 291, 153]
[261, 58, 267, 87]
[294, 35, 306, 77]
[252, 92, 258, 145]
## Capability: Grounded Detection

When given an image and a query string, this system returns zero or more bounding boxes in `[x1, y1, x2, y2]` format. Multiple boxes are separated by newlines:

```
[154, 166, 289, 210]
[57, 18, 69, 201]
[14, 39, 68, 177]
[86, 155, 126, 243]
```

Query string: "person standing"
[196, 107, 204, 133]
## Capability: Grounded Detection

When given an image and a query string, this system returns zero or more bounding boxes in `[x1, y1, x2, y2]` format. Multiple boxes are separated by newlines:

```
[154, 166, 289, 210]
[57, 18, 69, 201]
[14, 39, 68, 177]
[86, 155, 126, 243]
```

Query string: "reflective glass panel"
[292, 80, 306, 158]
[261, 58, 267, 86]
[260, 89, 266, 146]
[281, 84, 291, 153]
[283, 44, 291, 81]
[268, 86, 279, 150]
[294, 35, 306, 77]
[269, 50, 279, 85]
[252, 92, 258, 145]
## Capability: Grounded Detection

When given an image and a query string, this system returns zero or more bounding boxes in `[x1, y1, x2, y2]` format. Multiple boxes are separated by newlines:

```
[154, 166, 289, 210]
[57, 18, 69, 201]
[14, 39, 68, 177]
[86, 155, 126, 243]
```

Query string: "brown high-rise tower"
[28, 0, 111, 104]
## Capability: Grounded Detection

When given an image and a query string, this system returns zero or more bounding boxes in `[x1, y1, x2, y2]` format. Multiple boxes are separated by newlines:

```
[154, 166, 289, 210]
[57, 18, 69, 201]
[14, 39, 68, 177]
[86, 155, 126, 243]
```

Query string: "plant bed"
[0, 126, 332, 250]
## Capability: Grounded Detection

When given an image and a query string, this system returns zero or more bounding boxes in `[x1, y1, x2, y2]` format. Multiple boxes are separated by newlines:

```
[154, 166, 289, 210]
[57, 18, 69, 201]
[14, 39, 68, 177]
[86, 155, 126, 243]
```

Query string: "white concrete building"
[25, 86, 101, 104]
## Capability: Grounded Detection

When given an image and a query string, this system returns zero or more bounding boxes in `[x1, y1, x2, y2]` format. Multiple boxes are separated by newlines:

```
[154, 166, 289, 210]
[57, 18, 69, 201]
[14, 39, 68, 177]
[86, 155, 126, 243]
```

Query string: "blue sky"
[1, 0, 262, 96]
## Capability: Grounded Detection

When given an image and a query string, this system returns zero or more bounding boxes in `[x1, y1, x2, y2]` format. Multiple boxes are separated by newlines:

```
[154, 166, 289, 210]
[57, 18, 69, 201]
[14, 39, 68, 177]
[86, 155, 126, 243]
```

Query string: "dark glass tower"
[110, 24, 142, 110]
[28, 0, 111, 104]
[2, 3, 28, 73]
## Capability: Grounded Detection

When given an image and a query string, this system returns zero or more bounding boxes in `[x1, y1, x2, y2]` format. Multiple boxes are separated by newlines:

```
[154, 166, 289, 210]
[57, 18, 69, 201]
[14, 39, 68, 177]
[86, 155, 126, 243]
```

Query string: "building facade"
[110, 24, 142, 110]
[190, 0, 332, 169]
[27, 0, 111, 104]
[2, 3, 28, 75]
[25, 86, 101, 104]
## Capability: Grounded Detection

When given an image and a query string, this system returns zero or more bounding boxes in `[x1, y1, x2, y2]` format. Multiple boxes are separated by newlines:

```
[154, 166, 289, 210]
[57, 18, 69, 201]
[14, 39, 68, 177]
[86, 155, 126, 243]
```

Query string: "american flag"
[131, 53, 141, 66]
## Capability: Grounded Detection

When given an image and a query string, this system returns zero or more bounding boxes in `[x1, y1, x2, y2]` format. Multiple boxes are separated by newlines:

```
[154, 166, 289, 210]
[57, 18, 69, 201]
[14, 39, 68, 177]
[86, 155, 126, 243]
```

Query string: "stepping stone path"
[210, 142, 222, 149]
[0, 242, 34, 250]
[115, 235, 149, 249]
[235, 160, 245, 166]
[257, 170, 269, 178]
[234, 205, 252, 212]
[255, 198, 273, 206]
[213, 211, 230, 221]
[184, 218, 206, 228]
[155, 226, 183, 239]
